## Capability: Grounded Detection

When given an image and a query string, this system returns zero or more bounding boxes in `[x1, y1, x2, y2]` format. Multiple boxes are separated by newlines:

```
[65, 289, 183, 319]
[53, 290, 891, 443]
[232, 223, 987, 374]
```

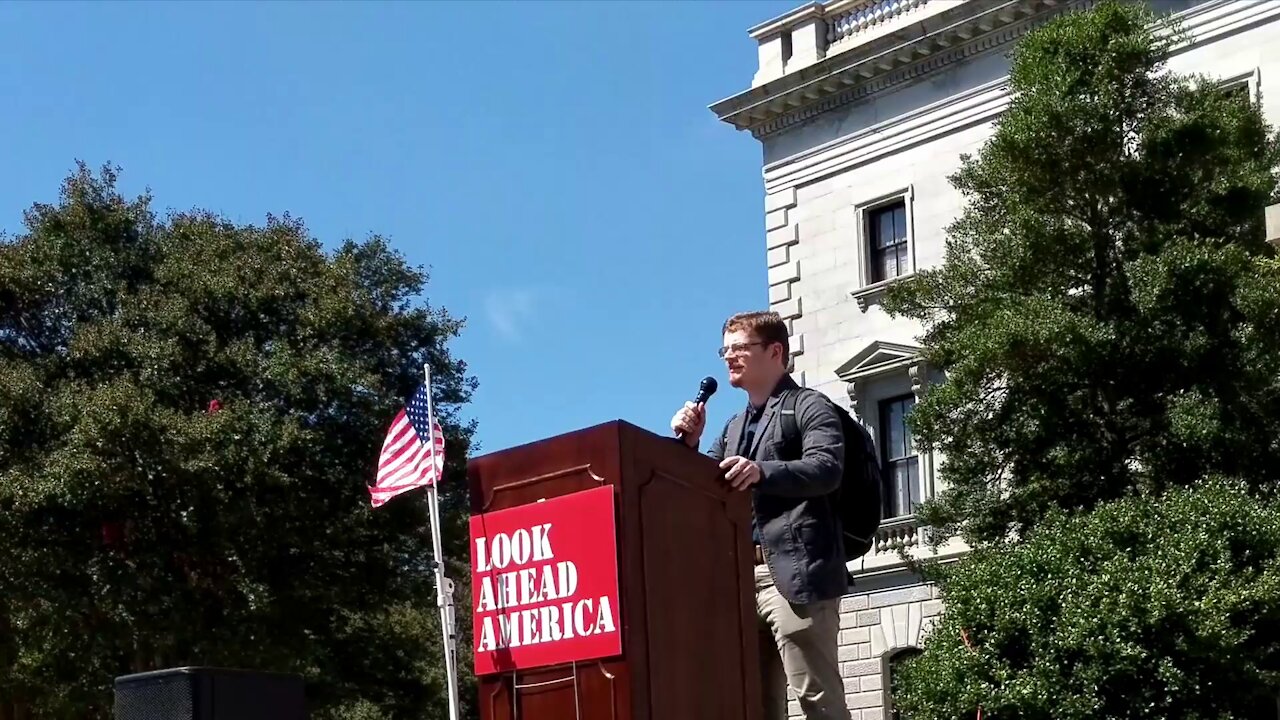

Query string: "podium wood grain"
[467, 421, 762, 720]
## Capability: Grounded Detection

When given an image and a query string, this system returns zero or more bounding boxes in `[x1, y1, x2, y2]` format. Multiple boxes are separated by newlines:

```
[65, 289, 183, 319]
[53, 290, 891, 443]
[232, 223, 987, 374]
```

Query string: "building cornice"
[762, 76, 1010, 191]
[710, 0, 1080, 139]
[713, 0, 1280, 141]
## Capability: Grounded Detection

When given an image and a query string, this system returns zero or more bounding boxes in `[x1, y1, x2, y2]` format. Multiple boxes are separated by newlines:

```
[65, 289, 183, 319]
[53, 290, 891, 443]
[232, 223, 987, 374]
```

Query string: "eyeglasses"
[717, 341, 768, 358]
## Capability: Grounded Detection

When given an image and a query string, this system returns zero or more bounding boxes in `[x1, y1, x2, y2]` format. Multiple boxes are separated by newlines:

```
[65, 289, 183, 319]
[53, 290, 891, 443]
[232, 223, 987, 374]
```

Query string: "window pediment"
[834, 340, 921, 382]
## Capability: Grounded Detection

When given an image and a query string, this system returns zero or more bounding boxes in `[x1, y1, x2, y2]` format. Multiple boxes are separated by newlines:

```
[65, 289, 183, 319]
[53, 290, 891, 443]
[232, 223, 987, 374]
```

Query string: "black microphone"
[676, 376, 718, 441]
[693, 376, 718, 405]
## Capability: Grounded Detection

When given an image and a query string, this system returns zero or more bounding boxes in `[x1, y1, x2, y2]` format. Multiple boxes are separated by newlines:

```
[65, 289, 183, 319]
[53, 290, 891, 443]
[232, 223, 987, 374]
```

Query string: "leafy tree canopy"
[0, 163, 478, 719]
[895, 479, 1280, 720]
[885, 0, 1280, 548]
[884, 2, 1280, 717]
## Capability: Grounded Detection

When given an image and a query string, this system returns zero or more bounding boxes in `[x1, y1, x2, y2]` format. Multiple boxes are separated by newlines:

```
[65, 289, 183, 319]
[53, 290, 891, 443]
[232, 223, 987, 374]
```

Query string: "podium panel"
[467, 421, 761, 720]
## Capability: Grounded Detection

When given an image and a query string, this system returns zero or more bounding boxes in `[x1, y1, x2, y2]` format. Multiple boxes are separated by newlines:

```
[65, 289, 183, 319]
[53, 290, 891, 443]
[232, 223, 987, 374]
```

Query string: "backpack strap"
[778, 388, 802, 460]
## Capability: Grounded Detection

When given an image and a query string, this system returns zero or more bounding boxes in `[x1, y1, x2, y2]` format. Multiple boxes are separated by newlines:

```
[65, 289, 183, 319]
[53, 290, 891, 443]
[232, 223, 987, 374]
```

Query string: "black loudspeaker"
[113, 666, 306, 720]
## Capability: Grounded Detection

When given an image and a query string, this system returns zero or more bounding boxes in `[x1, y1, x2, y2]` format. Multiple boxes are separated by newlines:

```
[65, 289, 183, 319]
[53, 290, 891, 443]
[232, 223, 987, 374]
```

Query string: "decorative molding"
[908, 359, 937, 499]
[1217, 66, 1262, 104]
[873, 515, 922, 556]
[753, 2, 1279, 194]
[852, 274, 915, 312]
[763, 77, 1008, 192]
[751, 1, 1071, 139]
[479, 464, 605, 512]
[710, 0, 1075, 138]
[747, 0, 935, 89]
[849, 185, 916, 310]
[713, 0, 1280, 141]
[838, 340, 937, 524]
[841, 340, 919, 427]
[868, 593, 928, 656]
[908, 360, 930, 399]
[827, 0, 931, 48]
[834, 339, 921, 381]
[1162, 0, 1280, 58]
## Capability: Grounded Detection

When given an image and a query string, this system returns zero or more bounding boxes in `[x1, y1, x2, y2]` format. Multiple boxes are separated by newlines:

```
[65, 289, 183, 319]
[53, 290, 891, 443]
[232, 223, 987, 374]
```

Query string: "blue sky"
[0, 0, 799, 457]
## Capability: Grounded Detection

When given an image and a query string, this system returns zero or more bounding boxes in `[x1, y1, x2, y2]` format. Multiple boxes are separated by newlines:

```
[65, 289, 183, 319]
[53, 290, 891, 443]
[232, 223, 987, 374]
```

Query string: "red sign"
[469, 485, 622, 675]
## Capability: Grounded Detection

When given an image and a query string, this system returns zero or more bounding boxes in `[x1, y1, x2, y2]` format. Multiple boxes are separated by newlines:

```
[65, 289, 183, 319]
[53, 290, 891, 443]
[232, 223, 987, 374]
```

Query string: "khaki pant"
[755, 564, 850, 720]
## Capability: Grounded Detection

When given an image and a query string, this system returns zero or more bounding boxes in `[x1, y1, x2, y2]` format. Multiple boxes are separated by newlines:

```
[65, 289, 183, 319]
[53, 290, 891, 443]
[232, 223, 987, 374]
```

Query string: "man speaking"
[671, 310, 851, 720]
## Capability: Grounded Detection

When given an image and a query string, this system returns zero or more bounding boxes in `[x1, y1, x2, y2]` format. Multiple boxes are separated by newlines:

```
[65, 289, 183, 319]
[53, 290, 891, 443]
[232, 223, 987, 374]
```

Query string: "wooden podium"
[466, 420, 762, 720]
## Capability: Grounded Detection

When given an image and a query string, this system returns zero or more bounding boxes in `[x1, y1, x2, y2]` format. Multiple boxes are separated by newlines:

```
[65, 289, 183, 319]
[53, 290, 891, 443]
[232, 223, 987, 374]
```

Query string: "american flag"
[369, 384, 445, 508]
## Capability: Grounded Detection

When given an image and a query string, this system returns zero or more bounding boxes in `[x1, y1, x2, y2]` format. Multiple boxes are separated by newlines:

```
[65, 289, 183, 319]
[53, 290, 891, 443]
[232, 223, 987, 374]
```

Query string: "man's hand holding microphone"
[671, 376, 715, 447]
[671, 400, 707, 448]
[669, 376, 760, 491]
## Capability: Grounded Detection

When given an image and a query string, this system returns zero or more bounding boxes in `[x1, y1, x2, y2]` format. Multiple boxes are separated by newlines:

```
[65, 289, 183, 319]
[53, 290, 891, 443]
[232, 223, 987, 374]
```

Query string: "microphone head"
[694, 376, 718, 404]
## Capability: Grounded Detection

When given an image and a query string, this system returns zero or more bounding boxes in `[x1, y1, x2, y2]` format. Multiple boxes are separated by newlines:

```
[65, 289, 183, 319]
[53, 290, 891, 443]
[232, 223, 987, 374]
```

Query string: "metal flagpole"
[423, 363, 461, 720]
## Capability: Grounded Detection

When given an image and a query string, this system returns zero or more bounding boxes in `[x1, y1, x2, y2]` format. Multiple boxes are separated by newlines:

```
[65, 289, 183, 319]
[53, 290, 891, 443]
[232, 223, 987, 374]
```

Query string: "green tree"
[883, 2, 1280, 716]
[894, 479, 1280, 720]
[884, 0, 1280, 548]
[0, 163, 479, 719]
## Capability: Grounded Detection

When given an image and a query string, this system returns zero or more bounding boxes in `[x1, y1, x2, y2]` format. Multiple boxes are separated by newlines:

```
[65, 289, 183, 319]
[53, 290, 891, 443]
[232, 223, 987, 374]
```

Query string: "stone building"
[709, 0, 1280, 717]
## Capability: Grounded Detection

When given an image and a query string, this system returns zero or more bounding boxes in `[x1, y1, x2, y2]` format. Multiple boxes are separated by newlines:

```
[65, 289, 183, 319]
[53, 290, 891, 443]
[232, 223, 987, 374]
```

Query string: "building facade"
[710, 1, 1280, 717]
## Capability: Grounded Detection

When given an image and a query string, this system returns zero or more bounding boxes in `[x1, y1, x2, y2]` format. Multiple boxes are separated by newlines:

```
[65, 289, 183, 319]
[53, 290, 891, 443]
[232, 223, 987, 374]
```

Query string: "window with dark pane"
[868, 200, 908, 283]
[879, 394, 920, 518]
[1221, 81, 1252, 104]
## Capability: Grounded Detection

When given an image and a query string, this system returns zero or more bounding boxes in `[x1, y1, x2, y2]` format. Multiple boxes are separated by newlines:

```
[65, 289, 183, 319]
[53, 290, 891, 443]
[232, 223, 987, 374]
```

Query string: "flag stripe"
[380, 438, 427, 477]
[369, 383, 445, 508]
[381, 449, 432, 487]
[379, 418, 416, 466]
[378, 419, 415, 462]
[382, 444, 429, 484]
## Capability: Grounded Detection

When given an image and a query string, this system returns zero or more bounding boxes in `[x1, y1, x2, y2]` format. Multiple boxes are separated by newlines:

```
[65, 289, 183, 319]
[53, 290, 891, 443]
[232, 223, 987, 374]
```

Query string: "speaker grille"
[114, 667, 305, 720]
[113, 673, 195, 720]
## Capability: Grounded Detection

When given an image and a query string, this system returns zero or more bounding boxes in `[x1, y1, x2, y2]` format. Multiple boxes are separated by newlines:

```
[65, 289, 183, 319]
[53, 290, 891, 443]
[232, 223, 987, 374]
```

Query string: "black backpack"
[777, 389, 883, 561]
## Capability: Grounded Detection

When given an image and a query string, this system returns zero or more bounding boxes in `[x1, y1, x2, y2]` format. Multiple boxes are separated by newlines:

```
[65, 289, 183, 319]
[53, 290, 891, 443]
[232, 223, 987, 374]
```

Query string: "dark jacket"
[707, 375, 848, 605]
